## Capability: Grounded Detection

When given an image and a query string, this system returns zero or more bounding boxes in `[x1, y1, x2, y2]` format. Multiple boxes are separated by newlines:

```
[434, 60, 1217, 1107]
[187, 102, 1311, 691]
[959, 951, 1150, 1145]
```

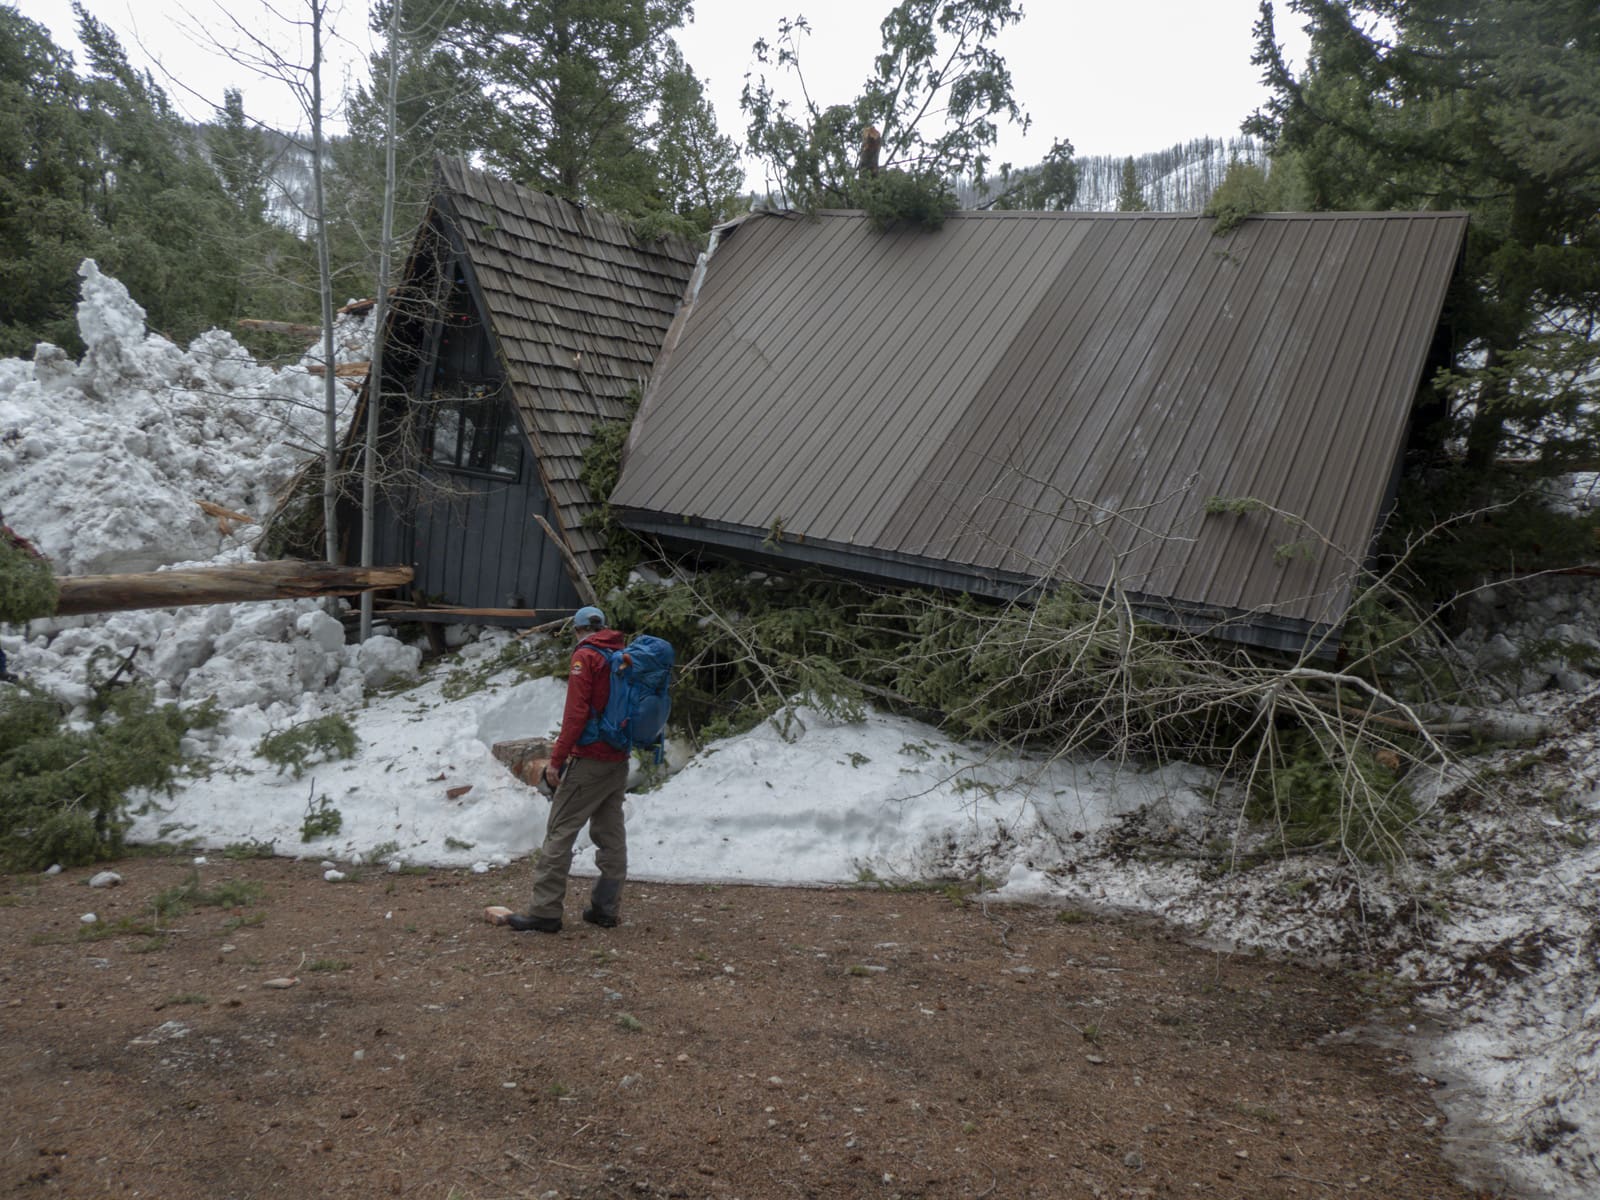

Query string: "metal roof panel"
[615, 209, 1467, 649]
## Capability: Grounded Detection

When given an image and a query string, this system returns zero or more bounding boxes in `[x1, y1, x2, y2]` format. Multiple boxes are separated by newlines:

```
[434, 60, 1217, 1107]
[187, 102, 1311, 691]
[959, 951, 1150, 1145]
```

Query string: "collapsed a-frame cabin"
[612, 208, 1468, 654]
[340, 160, 699, 620]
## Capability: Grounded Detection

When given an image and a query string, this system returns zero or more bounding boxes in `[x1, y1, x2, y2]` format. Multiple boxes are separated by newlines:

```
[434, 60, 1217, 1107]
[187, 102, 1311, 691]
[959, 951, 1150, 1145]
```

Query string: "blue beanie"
[573, 605, 605, 631]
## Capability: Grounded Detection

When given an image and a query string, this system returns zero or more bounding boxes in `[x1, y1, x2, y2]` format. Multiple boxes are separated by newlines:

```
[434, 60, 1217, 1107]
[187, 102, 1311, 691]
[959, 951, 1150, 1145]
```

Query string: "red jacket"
[550, 629, 629, 771]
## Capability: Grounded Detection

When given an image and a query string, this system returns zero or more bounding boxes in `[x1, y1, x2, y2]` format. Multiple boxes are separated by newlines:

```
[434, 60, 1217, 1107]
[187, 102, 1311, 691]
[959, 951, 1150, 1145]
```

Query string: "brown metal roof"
[613, 208, 1467, 650]
[433, 159, 700, 575]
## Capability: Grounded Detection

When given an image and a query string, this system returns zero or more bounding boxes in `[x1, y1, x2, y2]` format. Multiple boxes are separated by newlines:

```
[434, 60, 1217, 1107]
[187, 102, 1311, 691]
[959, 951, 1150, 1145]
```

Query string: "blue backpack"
[579, 634, 675, 761]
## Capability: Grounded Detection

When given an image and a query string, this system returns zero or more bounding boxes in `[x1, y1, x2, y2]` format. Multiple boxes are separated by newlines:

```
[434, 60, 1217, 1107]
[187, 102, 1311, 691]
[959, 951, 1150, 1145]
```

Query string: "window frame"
[424, 379, 524, 481]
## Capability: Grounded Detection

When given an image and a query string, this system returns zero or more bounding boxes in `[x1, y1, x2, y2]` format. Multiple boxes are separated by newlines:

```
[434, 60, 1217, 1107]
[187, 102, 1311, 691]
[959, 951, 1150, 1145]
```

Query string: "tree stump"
[491, 738, 552, 788]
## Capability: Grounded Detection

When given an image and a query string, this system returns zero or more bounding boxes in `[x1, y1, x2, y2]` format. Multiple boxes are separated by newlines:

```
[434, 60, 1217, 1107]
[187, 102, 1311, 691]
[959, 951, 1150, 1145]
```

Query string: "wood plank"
[372, 600, 569, 620]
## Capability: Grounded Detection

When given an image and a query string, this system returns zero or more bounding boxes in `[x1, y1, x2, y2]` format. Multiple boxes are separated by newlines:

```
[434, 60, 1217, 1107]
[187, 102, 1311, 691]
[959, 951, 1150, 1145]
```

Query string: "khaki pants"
[526, 756, 628, 920]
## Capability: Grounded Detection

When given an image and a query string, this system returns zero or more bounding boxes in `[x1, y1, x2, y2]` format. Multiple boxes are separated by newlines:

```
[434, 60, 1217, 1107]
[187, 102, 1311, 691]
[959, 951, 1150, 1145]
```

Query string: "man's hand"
[543, 762, 563, 791]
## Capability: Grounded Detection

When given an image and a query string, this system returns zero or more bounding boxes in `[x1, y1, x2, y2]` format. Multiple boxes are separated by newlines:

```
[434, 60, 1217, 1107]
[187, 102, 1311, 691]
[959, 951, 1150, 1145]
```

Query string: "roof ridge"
[790, 207, 1470, 222]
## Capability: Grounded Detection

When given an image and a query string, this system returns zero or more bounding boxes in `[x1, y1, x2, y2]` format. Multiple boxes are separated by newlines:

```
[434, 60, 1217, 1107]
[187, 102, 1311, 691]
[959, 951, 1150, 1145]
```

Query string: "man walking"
[507, 606, 629, 933]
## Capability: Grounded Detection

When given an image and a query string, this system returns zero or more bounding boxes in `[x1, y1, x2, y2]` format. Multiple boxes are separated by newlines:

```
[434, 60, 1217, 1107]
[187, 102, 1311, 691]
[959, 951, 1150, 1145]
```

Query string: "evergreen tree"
[434, 0, 693, 213]
[0, 4, 267, 354]
[209, 89, 273, 225]
[1204, 154, 1281, 234]
[989, 138, 1078, 212]
[366, 0, 742, 234]
[0, 5, 100, 355]
[649, 43, 744, 235]
[0, 3, 267, 353]
[1115, 155, 1148, 212]
[339, 0, 487, 250]
[72, 6, 247, 341]
[1248, 0, 1600, 469]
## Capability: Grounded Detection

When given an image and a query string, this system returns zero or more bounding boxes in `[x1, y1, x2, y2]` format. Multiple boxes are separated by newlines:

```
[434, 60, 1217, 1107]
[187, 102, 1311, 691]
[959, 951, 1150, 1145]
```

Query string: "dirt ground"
[0, 855, 1492, 1200]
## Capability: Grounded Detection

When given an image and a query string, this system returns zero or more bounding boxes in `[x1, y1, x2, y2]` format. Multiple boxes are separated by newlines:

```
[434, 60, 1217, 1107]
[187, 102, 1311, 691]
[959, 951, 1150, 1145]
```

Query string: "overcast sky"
[18, 0, 1308, 179]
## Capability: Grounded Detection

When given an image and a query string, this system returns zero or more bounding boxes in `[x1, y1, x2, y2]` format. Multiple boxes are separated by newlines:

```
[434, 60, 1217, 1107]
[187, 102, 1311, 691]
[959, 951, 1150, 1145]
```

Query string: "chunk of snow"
[356, 635, 421, 688]
[297, 610, 347, 656]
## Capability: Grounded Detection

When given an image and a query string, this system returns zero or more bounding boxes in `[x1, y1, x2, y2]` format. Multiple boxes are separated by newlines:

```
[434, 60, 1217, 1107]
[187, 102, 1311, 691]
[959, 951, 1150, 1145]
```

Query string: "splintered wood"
[491, 738, 552, 788]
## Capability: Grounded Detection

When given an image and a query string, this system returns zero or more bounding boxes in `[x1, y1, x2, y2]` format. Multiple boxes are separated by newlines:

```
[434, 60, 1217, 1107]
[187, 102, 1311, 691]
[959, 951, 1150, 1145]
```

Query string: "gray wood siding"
[374, 437, 579, 612]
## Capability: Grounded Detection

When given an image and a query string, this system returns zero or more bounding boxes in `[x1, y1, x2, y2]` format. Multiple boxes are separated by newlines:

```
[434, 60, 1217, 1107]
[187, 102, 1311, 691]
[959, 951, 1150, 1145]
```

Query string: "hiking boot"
[505, 912, 562, 933]
[584, 877, 623, 928]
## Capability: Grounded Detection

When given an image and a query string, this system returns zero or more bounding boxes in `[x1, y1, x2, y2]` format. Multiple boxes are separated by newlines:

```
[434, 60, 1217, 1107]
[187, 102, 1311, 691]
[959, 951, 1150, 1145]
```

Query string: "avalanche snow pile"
[0, 259, 420, 728]
[0, 259, 367, 575]
[1452, 574, 1600, 700]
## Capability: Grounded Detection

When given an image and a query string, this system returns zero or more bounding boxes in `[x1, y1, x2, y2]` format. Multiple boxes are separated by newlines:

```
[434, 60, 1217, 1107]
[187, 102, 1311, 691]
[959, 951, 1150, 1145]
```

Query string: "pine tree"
[989, 139, 1078, 212]
[648, 43, 744, 235]
[1115, 156, 1148, 212]
[1204, 154, 1281, 234]
[0, 7, 98, 355]
[74, 7, 251, 340]
[209, 89, 273, 225]
[436, 0, 693, 213]
[338, 0, 487, 250]
[1248, 0, 1600, 470]
[0, 5, 270, 354]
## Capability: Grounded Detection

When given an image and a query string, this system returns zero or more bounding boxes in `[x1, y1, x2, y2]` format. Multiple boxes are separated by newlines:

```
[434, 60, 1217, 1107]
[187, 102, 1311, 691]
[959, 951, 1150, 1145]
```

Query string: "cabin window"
[427, 382, 522, 478]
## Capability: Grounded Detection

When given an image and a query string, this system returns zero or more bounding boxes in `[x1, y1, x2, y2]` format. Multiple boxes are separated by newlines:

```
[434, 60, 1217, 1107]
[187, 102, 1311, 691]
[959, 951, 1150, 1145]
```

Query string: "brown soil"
[0, 855, 1487, 1200]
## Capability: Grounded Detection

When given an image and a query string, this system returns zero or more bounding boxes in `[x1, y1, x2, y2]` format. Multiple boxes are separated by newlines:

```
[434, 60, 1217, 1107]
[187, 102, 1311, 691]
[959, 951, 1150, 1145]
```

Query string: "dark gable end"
[612, 209, 1468, 653]
[433, 160, 701, 578]
[346, 160, 700, 617]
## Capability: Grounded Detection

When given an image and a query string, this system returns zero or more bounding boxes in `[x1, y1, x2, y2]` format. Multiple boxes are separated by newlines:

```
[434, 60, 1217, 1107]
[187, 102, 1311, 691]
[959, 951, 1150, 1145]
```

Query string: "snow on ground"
[2, 265, 1598, 1200]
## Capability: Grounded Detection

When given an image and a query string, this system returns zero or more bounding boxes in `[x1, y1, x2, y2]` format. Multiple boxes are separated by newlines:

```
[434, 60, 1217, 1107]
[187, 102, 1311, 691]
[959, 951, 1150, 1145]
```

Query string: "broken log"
[305, 361, 370, 378]
[339, 290, 395, 316]
[858, 124, 882, 176]
[52, 561, 413, 617]
[491, 737, 553, 788]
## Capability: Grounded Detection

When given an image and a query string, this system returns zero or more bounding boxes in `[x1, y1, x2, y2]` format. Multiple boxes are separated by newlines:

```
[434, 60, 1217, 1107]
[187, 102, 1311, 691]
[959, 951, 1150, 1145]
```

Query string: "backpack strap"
[575, 642, 618, 747]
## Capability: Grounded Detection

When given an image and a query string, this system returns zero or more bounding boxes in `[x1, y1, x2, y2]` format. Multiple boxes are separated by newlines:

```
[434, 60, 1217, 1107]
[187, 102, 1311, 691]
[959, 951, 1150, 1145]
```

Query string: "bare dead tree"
[178, 0, 344, 597]
[306, 0, 339, 586]
[359, 0, 404, 643]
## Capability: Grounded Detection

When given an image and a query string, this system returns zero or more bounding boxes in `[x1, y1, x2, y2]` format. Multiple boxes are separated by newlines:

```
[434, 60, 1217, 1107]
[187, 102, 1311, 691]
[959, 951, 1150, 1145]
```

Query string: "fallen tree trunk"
[53, 561, 413, 617]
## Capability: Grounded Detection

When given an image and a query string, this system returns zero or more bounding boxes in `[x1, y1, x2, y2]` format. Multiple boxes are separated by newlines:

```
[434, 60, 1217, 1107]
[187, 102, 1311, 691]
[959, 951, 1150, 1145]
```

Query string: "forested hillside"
[954, 135, 1267, 212]
[0, 0, 743, 361]
[1071, 135, 1266, 212]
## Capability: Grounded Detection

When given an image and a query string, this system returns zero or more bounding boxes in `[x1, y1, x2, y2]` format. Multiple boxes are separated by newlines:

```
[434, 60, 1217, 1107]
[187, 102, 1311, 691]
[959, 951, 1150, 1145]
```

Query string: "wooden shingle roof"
[434, 159, 700, 576]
